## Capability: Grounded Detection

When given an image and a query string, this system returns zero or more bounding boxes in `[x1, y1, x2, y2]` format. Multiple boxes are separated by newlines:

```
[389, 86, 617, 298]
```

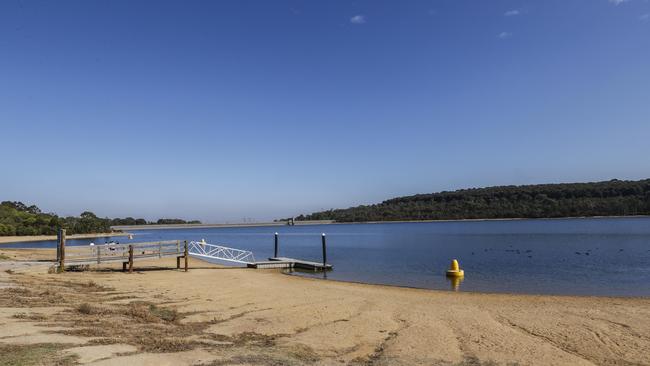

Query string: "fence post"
[184, 240, 188, 272]
[321, 233, 327, 267]
[128, 245, 134, 273]
[58, 228, 66, 273]
[274, 232, 279, 258]
[56, 230, 60, 263]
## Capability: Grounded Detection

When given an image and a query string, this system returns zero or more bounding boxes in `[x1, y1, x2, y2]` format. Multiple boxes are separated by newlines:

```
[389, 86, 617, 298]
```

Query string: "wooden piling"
[128, 245, 134, 273]
[184, 240, 188, 272]
[321, 233, 327, 267]
[274, 232, 279, 258]
[57, 228, 66, 273]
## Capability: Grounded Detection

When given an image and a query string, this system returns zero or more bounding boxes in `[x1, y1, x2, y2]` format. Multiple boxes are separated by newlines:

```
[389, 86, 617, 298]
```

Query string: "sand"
[0, 232, 129, 245]
[1, 248, 649, 365]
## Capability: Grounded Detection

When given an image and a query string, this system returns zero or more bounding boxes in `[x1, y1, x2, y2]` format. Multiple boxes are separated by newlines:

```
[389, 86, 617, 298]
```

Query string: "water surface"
[5, 218, 650, 297]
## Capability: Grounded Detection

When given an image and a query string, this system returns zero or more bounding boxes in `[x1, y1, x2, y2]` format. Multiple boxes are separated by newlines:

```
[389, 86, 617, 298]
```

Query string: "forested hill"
[0, 201, 201, 236]
[296, 179, 650, 222]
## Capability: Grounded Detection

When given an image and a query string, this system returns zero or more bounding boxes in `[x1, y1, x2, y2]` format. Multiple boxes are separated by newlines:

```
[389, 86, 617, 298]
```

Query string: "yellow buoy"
[446, 259, 465, 277]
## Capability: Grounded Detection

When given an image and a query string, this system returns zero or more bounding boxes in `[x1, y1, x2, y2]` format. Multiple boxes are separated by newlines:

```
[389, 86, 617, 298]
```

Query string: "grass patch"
[12, 312, 47, 321]
[208, 332, 281, 347]
[0, 286, 67, 307]
[198, 346, 320, 366]
[0, 343, 78, 366]
[0, 253, 11, 260]
[75, 301, 178, 322]
[148, 304, 179, 322]
[123, 302, 179, 323]
[75, 302, 116, 316]
[63, 280, 112, 292]
[454, 357, 503, 366]
[134, 336, 198, 352]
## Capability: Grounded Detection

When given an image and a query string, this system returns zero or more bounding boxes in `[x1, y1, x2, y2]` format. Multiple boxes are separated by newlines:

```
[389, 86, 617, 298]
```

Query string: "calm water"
[5, 218, 650, 297]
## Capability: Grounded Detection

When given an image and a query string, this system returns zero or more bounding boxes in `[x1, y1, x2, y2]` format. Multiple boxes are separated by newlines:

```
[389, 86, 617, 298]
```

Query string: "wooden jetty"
[54, 229, 332, 273]
[247, 232, 332, 270]
[248, 257, 332, 270]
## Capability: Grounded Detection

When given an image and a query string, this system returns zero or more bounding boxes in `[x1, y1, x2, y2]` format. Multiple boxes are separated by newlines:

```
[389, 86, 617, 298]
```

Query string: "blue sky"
[1, 0, 649, 222]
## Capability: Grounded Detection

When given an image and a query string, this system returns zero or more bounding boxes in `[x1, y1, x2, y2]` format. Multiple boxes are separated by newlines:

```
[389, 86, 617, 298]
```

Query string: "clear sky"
[1, 0, 649, 222]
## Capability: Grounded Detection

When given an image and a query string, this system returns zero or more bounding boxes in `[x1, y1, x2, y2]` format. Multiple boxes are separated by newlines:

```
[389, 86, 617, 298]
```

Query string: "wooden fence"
[56, 229, 187, 273]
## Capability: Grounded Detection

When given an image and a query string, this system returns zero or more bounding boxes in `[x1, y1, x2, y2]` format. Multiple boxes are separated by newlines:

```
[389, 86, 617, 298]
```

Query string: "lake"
[4, 217, 650, 297]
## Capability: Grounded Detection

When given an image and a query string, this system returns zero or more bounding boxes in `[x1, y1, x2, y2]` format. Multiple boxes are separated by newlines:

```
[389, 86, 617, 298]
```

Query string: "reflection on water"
[3, 217, 650, 296]
[447, 276, 464, 291]
[289, 268, 329, 280]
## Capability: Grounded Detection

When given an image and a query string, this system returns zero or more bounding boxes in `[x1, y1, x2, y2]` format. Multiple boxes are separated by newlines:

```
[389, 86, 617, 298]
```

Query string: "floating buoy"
[446, 259, 464, 277]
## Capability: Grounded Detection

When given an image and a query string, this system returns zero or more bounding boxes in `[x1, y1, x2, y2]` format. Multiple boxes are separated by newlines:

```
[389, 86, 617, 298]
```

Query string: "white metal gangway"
[187, 241, 255, 264]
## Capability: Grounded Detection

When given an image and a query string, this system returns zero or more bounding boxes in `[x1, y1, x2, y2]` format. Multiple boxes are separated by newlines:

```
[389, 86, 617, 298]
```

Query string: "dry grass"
[125, 302, 179, 322]
[130, 336, 198, 353]
[1, 275, 320, 364]
[0, 343, 78, 366]
[63, 280, 113, 292]
[196, 343, 320, 366]
[208, 332, 281, 347]
[0, 287, 67, 307]
[75, 301, 178, 322]
[12, 312, 47, 321]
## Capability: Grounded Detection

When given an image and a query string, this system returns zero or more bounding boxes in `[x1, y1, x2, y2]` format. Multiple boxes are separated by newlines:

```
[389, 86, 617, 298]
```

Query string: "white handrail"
[188, 241, 255, 264]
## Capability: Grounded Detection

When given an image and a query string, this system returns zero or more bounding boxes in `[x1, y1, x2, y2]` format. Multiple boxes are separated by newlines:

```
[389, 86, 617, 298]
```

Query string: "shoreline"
[0, 232, 129, 245]
[109, 220, 334, 231]
[1, 248, 647, 299]
[282, 270, 650, 300]
[1, 255, 649, 365]
[109, 214, 650, 231]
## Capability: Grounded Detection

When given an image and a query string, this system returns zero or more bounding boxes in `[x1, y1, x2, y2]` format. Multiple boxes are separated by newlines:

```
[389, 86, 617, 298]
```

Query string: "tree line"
[296, 179, 650, 222]
[0, 201, 201, 236]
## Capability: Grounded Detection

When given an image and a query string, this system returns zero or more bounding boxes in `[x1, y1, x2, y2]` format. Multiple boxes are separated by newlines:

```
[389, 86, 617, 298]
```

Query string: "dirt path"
[0, 253, 649, 365]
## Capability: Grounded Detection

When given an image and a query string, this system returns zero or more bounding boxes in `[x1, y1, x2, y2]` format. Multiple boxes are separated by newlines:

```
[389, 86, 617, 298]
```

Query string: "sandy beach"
[0, 232, 129, 245]
[1, 248, 649, 365]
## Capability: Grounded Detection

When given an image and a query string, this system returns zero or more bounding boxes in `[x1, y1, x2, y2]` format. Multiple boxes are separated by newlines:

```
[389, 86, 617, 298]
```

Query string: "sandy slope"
[0, 250, 649, 365]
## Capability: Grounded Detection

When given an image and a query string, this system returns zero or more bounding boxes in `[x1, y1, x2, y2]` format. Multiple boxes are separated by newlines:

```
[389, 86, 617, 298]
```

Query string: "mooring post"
[321, 233, 327, 267]
[128, 245, 134, 273]
[58, 228, 66, 273]
[184, 240, 188, 272]
[274, 232, 279, 258]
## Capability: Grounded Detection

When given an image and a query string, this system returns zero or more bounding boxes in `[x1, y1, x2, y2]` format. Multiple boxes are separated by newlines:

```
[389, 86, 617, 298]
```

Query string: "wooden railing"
[56, 229, 188, 272]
